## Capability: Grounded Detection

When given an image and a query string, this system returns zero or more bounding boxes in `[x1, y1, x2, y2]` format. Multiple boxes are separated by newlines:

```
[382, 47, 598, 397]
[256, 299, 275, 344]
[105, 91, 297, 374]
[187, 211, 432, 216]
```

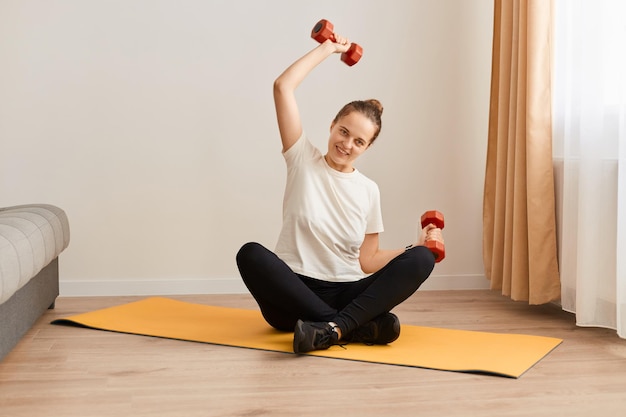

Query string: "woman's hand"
[325, 33, 352, 54]
[417, 223, 444, 247]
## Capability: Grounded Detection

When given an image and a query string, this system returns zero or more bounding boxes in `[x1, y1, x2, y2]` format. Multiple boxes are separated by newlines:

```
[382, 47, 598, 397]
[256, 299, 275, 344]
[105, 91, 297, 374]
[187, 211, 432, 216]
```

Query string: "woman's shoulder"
[349, 169, 381, 199]
[353, 168, 378, 186]
[283, 131, 322, 162]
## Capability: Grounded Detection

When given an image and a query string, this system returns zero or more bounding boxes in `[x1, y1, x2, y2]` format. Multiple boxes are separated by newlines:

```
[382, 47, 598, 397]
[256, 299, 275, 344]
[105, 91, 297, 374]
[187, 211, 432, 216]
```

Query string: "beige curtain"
[483, 0, 561, 304]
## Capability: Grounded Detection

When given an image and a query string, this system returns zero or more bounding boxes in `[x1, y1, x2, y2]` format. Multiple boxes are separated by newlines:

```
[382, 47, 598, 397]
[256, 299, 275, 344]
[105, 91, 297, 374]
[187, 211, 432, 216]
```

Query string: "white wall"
[0, 0, 494, 296]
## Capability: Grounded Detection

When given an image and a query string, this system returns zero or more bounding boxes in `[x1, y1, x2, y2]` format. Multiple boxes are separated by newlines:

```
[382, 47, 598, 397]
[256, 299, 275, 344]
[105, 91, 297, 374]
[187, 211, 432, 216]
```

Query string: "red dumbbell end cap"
[421, 210, 445, 229]
[311, 19, 334, 44]
[341, 43, 363, 66]
[425, 241, 446, 263]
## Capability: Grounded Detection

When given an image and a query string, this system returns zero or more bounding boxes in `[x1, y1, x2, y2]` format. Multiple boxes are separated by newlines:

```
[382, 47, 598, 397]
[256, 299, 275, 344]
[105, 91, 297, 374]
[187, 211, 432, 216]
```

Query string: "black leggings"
[235, 242, 435, 335]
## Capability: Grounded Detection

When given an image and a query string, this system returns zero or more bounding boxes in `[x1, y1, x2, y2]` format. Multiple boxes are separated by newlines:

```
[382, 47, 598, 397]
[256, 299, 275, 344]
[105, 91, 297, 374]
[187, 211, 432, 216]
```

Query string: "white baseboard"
[420, 274, 490, 290]
[59, 274, 489, 297]
[59, 277, 249, 297]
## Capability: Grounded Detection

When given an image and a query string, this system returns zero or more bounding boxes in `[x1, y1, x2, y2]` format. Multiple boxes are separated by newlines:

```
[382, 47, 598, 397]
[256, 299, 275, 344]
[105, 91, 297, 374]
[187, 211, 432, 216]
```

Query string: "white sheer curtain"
[553, 0, 626, 338]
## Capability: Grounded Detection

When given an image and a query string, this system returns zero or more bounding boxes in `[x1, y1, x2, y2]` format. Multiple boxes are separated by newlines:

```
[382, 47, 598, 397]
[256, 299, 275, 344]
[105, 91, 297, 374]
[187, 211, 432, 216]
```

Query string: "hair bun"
[366, 99, 383, 115]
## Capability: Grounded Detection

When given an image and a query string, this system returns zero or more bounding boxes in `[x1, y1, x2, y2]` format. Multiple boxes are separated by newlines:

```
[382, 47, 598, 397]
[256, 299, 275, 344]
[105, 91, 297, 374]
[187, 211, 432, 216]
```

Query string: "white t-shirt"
[274, 132, 384, 282]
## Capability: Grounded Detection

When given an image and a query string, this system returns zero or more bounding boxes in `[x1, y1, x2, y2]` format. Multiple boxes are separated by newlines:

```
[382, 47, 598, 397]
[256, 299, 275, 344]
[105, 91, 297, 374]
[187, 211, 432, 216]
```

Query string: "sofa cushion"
[0, 204, 70, 304]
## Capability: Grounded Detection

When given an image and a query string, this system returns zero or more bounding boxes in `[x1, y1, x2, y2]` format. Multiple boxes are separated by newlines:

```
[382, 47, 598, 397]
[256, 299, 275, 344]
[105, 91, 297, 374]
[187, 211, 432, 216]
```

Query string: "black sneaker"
[293, 320, 340, 354]
[348, 312, 401, 345]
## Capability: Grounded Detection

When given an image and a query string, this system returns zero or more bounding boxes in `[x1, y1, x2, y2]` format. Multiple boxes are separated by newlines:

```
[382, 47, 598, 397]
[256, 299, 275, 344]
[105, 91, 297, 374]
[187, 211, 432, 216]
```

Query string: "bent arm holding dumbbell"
[359, 222, 443, 274]
[273, 35, 353, 153]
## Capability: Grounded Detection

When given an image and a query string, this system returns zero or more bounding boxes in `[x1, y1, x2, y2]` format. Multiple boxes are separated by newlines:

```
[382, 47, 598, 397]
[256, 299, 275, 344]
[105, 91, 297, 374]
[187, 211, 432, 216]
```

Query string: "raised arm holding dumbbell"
[273, 25, 355, 152]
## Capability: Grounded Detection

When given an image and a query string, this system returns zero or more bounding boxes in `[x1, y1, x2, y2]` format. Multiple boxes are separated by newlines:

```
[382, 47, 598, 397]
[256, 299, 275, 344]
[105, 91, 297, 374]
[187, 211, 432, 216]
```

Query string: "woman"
[236, 33, 444, 354]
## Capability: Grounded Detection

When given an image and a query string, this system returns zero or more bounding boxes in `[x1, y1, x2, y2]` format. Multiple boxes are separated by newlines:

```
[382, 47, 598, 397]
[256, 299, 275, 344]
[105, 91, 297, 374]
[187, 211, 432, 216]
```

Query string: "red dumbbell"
[420, 210, 445, 263]
[311, 19, 363, 66]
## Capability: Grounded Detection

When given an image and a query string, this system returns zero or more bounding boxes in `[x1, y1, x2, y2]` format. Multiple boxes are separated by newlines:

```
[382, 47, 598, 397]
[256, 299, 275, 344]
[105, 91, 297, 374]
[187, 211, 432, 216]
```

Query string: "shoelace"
[316, 326, 347, 350]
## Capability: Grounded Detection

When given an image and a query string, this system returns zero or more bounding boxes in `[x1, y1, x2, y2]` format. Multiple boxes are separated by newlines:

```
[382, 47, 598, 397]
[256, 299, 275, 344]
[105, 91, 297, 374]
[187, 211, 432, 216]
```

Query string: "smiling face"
[325, 111, 378, 173]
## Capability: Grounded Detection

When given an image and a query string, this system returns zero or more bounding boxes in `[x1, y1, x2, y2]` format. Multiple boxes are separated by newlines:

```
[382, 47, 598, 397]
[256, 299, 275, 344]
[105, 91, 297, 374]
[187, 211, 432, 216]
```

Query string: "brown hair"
[332, 99, 384, 144]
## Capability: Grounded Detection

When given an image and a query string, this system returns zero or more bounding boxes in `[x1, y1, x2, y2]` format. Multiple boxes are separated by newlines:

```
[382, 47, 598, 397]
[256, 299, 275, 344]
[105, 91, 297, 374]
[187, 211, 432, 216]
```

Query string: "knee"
[414, 245, 436, 271]
[236, 241, 264, 266]
[406, 246, 436, 285]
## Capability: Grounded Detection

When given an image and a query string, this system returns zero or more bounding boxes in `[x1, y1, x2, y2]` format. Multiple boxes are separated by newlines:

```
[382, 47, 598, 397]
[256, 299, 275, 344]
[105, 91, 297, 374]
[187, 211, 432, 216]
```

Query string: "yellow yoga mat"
[51, 297, 562, 378]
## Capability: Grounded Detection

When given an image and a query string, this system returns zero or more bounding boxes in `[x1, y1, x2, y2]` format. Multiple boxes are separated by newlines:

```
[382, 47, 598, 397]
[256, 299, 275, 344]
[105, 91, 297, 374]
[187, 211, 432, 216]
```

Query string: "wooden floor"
[1, 290, 625, 417]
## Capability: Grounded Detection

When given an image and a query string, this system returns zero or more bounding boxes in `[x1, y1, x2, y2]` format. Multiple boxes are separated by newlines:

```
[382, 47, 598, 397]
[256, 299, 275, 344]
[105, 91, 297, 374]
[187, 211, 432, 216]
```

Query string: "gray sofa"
[0, 204, 70, 361]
